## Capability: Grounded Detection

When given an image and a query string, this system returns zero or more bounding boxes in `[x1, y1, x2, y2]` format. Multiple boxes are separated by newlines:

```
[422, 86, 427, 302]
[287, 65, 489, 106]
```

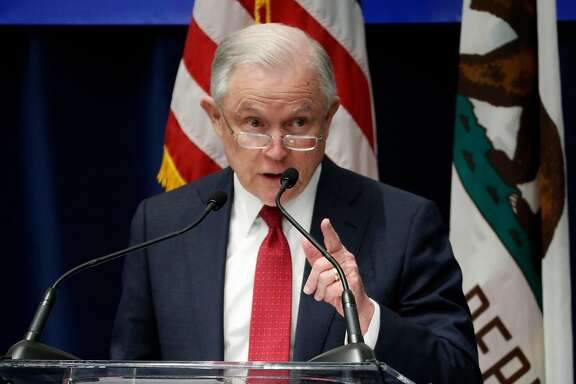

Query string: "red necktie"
[248, 206, 292, 361]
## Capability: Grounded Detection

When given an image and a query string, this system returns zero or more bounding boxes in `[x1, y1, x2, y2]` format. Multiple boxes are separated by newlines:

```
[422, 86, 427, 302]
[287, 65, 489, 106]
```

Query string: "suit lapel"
[181, 169, 234, 360]
[293, 159, 368, 361]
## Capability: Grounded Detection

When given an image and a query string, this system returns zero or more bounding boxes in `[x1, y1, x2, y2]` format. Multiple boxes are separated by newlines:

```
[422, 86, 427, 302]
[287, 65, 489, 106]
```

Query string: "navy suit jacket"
[111, 158, 482, 383]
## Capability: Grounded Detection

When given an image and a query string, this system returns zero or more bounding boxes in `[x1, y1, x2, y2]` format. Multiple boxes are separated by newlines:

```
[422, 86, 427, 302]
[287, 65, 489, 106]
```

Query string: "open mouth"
[261, 172, 282, 182]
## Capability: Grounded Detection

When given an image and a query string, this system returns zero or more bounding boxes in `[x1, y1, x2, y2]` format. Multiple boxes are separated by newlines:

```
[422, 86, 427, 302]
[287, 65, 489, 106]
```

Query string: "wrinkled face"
[202, 63, 339, 206]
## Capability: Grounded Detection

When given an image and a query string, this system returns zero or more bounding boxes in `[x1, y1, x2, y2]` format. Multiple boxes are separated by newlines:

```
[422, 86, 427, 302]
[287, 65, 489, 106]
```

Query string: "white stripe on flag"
[537, 0, 573, 382]
[296, 0, 370, 78]
[543, 211, 572, 384]
[171, 61, 227, 167]
[193, 0, 253, 44]
[327, 108, 378, 180]
[297, 0, 378, 172]
[537, 0, 564, 127]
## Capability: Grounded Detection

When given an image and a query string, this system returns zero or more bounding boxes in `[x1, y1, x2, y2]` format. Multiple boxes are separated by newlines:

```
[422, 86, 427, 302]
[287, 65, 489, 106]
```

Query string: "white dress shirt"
[223, 164, 380, 361]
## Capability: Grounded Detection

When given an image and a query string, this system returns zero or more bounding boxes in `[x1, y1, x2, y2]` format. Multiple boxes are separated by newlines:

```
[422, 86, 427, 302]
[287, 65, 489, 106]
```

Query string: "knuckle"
[318, 274, 330, 286]
[348, 273, 361, 285]
[324, 291, 339, 304]
[338, 255, 353, 267]
[312, 258, 323, 269]
[315, 258, 329, 269]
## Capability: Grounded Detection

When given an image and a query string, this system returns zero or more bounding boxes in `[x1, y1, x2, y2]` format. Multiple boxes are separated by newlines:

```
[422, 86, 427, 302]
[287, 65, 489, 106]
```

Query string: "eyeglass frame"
[217, 106, 325, 152]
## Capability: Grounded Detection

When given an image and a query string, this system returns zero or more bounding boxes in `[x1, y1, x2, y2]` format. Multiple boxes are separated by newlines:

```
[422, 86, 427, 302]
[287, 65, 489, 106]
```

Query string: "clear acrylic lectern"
[0, 360, 415, 384]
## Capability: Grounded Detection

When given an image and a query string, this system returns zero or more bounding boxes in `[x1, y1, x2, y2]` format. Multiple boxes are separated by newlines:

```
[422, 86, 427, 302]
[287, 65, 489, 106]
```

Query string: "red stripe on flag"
[182, 18, 218, 94]
[165, 111, 222, 180]
[237, 0, 255, 15]
[238, 0, 374, 148]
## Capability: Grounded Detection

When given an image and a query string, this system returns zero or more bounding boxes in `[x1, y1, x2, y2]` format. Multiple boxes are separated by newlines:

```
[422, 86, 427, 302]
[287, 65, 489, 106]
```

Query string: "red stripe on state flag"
[165, 111, 222, 180]
[182, 18, 218, 94]
[238, 0, 375, 149]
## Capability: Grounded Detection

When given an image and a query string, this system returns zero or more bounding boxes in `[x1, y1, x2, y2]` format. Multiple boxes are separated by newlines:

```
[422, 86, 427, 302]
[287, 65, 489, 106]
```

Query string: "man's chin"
[253, 187, 279, 207]
[258, 188, 294, 207]
[253, 175, 302, 206]
[261, 193, 281, 207]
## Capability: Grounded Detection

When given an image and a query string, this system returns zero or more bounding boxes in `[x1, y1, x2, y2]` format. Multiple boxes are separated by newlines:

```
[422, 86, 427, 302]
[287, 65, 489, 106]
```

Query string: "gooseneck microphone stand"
[4, 191, 228, 360]
[275, 168, 376, 363]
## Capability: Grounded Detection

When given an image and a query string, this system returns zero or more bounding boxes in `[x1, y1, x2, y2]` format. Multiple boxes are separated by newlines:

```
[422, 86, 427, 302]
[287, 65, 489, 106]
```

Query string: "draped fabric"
[157, 0, 378, 191]
[0, 27, 183, 358]
[451, 1, 572, 381]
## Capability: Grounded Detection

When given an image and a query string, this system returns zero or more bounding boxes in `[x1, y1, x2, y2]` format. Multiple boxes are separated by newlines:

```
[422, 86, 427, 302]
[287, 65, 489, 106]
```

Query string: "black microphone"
[4, 191, 228, 360]
[275, 168, 375, 363]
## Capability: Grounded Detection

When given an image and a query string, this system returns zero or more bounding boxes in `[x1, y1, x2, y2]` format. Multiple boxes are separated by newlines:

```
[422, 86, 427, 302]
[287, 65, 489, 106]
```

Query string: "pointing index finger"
[321, 218, 344, 254]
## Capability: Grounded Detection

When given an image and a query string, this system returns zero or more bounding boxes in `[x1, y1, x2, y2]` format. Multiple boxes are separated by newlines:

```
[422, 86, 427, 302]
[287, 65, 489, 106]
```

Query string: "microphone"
[275, 168, 375, 363]
[4, 191, 228, 360]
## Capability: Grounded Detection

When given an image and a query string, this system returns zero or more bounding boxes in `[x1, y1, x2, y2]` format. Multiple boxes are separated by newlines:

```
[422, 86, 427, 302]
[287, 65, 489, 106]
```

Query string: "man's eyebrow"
[290, 104, 313, 114]
[234, 103, 314, 115]
[235, 105, 259, 114]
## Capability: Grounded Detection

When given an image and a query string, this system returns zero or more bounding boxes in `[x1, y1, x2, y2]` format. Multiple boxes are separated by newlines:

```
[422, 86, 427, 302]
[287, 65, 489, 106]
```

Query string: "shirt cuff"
[362, 298, 380, 349]
[344, 297, 380, 349]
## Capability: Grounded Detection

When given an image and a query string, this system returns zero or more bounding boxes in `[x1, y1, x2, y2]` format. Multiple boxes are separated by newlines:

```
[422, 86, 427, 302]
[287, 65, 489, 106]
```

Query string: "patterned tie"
[248, 205, 292, 361]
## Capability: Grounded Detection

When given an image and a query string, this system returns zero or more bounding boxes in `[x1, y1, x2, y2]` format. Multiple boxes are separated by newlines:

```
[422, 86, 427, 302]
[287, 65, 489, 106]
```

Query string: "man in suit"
[111, 23, 482, 383]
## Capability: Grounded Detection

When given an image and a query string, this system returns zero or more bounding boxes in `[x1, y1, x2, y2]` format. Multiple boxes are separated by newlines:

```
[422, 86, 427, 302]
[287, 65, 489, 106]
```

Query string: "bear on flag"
[450, 0, 572, 382]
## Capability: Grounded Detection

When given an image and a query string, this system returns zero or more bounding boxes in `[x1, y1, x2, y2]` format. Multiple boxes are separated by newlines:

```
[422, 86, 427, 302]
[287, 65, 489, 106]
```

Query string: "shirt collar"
[232, 164, 322, 236]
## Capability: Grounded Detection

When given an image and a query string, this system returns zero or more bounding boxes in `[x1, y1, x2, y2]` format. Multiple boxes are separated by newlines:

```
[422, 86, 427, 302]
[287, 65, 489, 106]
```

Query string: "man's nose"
[263, 136, 289, 160]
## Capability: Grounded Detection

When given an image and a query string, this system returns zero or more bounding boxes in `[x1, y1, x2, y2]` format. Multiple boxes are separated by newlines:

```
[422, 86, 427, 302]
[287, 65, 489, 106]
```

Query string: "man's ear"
[200, 96, 224, 137]
[322, 97, 340, 139]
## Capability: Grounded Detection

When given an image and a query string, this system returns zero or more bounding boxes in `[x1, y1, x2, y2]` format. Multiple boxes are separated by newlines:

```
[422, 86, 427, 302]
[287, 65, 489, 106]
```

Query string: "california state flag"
[157, 0, 378, 191]
[450, 0, 572, 382]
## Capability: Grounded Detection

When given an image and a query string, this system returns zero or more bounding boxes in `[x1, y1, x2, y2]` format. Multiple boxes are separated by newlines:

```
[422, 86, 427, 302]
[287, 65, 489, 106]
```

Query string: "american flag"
[158, 0, 378, 190]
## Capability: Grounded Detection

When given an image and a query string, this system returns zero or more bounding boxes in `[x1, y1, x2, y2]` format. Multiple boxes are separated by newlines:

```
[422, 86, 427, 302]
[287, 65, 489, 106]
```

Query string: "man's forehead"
[227, 62, 320, 92]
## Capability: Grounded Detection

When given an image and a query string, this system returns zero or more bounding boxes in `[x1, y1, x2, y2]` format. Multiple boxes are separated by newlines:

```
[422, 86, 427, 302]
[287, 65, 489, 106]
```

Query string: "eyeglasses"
[219, 108, 324, 152]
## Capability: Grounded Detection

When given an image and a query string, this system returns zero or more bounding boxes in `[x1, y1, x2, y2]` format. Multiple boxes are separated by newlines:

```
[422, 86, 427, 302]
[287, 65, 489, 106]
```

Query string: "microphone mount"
[276, 168, 376, 363]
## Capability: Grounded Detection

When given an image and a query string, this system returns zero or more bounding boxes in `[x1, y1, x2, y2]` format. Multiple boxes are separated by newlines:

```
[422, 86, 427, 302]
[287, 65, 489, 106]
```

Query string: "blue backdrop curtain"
[0, 22, 575, 361]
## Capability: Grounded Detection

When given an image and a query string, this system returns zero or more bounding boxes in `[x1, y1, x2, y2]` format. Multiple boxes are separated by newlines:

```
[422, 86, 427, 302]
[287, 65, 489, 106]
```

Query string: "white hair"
[210, 23, 337, 107]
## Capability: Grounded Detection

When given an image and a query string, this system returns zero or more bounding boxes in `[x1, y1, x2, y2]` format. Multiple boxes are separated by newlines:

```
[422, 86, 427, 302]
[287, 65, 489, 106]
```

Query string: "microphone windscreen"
[281, 168, 299, 189]
[208, 191, 228, 211]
